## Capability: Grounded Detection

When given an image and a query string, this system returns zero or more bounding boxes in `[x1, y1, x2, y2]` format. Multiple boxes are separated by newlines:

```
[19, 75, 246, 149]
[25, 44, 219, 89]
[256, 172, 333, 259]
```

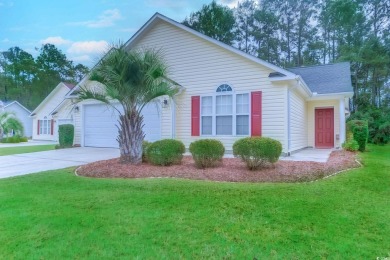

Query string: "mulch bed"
[76, 150, 360, 183]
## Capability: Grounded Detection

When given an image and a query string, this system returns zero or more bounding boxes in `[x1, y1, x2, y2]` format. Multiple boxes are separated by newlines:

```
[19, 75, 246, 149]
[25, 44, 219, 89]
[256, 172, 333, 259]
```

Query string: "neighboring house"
[0, 100, 32, 137]
[30, 82, 75, 141]
[61, 13, 352, 154]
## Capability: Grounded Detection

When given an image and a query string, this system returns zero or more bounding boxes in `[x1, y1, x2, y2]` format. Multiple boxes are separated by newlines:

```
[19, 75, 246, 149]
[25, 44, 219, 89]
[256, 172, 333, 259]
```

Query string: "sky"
[0, 0, 239, 67]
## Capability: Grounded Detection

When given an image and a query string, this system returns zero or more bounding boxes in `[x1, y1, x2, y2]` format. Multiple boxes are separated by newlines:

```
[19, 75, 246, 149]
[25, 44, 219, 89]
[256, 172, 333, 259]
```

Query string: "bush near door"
[347, 120, 368, 152]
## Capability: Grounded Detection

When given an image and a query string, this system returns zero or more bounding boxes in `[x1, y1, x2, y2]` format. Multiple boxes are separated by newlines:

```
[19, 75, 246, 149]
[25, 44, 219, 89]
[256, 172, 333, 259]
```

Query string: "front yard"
[0, 144, 389, 258]
[0, 144, 55, 156]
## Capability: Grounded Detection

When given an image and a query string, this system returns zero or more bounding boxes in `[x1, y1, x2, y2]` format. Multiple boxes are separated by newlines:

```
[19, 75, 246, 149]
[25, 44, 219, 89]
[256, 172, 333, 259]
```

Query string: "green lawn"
[0, 145, 56, 156]
[0, 145, 389, 259]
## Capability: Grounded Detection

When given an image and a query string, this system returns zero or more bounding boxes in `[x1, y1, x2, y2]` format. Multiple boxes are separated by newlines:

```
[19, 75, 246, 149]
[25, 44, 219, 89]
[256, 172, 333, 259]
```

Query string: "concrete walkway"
[0, 147, 119, 179]
[281, 148, 334, 163]
[0, 140, 58, 148]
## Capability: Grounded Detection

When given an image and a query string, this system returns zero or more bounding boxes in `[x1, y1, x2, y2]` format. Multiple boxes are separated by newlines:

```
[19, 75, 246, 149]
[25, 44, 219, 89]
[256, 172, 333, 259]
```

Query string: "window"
[200, 84, 249, 136]
[38, 119, 51, 135]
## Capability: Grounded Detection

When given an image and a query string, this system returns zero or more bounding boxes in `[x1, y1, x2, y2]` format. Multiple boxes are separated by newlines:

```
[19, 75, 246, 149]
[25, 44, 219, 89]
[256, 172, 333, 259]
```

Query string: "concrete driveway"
[0, 147, 120, 179]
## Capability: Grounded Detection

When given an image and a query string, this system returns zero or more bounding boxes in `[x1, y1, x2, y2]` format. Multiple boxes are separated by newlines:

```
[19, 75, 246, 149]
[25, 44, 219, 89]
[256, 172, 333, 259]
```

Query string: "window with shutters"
[200, 84, 250, 136]
[38, 119, 51, 135]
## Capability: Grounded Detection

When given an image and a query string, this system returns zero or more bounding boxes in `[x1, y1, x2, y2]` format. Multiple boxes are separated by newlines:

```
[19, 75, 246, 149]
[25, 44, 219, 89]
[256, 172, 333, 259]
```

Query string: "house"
[0, 100, 33, 137]
[30, 82, 75, 141]
[63, 13, 353, 154]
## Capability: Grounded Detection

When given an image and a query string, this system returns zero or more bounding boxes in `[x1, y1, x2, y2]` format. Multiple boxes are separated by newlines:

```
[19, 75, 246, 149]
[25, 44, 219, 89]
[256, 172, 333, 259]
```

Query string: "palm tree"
[78, 45, 179, 164]
[0, 112, 24, 139]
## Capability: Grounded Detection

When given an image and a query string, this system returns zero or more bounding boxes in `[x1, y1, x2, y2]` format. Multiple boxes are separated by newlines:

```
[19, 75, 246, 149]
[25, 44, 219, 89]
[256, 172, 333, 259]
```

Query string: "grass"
[0, 145, 56, 156]
[0, 144, 389, 259]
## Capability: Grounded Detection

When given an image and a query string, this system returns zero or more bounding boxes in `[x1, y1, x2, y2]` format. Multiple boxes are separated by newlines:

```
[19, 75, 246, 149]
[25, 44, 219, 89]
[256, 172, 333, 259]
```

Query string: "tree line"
[183, 0, 390, 113]
[0, 44, 89, 110]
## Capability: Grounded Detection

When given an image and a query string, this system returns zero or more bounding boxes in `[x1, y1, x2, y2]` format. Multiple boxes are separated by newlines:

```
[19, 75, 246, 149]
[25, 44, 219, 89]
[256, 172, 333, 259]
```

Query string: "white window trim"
[200, 86, 251, 137]
[38, 119, 51, 135]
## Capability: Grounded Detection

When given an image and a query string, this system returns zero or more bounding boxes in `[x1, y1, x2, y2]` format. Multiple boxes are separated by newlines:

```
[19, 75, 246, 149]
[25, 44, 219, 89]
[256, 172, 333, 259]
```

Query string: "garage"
[83, 103, 161, 148]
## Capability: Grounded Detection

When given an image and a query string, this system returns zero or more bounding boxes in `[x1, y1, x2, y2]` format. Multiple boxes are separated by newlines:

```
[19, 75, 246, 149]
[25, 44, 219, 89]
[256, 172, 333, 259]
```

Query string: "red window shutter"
[251, 91, 262, 136]
[51, 120, 54, 135]
[191, 96, 200, 136]
[37, 120, 40, 135]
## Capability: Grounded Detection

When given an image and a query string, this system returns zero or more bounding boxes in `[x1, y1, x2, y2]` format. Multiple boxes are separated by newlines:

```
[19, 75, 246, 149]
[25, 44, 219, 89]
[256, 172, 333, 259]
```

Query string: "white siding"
[32, 84, 71, 141]
[289, 89, 307, 151]
[132, 21, 287, 151]
[4, 103, 32, 137]
[307, 100, 340, 148]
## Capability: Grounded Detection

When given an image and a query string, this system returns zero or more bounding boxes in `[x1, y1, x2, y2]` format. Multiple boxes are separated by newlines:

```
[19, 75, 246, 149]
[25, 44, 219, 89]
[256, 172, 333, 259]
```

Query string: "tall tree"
[183, 1, 236, 45]
[77, 46, 179, 164]
[234, 0, 257, 54]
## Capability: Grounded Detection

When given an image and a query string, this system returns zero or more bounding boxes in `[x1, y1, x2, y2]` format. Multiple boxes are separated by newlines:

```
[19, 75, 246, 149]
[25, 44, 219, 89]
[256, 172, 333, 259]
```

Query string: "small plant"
[233, 137, 282, 170]
[347, 120, 368, 152]
[189, 139, 225, 168]
[58, 124, 74, 148]
[142, 140, 152, 163]
[0, 135, 28, 143]
[146, 139, 185, 166]
[342, 139, 359, 152]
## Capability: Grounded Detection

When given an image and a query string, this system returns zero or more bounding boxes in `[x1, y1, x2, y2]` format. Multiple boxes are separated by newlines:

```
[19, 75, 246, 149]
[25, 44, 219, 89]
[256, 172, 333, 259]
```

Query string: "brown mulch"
[76, 150, 360, 183]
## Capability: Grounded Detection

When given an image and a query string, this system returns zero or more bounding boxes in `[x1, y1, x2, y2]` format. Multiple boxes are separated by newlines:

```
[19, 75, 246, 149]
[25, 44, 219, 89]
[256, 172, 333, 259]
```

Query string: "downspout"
[287, 88, 291, 156]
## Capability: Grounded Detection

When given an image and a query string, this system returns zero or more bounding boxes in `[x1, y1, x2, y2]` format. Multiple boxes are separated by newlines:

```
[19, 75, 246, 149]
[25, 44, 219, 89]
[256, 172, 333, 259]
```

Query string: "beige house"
[62, 13, 353, 154]
[30, 82, 75, 141]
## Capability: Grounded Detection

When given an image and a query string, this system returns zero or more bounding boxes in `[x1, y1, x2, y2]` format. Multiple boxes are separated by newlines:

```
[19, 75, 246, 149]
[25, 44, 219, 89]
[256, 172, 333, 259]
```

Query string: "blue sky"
[0, 0, 238, 67]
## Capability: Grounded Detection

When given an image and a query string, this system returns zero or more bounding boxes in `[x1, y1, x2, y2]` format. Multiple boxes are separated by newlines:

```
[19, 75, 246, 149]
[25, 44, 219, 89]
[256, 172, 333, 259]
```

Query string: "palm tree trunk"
[117, 111, 145, 164]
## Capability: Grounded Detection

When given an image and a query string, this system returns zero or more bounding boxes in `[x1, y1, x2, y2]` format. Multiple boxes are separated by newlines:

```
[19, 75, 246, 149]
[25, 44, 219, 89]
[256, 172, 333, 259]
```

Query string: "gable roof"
[1, 100, 31, 114]
[124, 13, 296, 78]
[287, 62, 353, 94]
[30, 82, 72, 115]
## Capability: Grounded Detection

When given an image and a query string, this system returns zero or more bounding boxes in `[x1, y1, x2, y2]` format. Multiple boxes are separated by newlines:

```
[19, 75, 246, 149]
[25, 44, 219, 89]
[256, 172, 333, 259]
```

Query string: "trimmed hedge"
[146, 139, 185, 166]
[189, 139, 225, 168]
[233, 137, 282, 170]
[347, 120, 368, 152]
[58, 124, 74, 148]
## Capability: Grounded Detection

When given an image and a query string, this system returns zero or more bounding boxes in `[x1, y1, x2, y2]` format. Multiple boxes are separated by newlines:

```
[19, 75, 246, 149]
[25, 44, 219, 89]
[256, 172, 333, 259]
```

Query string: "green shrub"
[233, 137, 282, 170]
[347, 120, 368, 152]
[189, 139, 225, 168]
[0, 135, 28, 143]
[347, 108, 390, 144]
[142, 140, 152, 162]
[342, 139, 359, 152]
[146, 139, 185, 166]
[19, 136, 28, 142]
[58, 124, 74, 148]
[372, 121, 390, 145]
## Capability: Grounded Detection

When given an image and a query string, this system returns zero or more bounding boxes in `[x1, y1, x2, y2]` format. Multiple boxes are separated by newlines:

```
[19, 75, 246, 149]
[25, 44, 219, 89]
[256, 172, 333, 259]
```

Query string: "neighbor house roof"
[1, 100, 31, 114]
[287, 62, 353, 95]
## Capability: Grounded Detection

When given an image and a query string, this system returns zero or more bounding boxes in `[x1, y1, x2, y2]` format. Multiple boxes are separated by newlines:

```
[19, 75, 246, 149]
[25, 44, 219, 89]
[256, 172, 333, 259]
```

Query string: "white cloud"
[67, 40, 108, 54]
[69, 55, 92, 63]
[218, 0, 239, 8]
[40, 36, 71, 46]
[68, 9, 122, 28]
[1, 38, 9, 43]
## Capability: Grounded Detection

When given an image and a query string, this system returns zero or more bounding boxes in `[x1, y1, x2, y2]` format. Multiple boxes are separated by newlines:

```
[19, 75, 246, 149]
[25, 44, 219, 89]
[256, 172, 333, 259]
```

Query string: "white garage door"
[83, 103, 161, 148]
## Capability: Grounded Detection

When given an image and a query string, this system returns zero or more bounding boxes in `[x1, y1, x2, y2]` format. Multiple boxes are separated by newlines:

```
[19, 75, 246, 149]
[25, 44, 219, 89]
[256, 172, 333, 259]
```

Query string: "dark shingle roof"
[287, 62, 353, 94]
[63, 82, 76, 89]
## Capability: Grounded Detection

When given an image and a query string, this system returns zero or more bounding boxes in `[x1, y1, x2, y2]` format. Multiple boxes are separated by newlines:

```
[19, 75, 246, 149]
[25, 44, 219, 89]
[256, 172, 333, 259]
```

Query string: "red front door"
[315, 108, 334, 148]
